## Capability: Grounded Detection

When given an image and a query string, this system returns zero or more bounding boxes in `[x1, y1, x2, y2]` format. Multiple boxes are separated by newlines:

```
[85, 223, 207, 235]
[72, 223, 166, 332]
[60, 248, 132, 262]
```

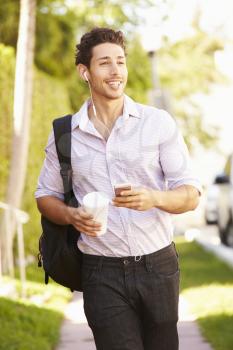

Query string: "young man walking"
[35, 27, 202, 350]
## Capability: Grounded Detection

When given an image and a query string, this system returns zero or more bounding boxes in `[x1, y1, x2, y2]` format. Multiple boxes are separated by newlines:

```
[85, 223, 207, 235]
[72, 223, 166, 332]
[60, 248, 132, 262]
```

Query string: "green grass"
[0, 263, 72, 350]
[175, 237, 233, 350]
[0, 297, 62, 350]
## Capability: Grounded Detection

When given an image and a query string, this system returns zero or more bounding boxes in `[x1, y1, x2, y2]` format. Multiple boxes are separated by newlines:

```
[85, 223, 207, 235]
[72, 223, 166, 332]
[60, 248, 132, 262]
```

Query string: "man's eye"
[100, 62, 108, 65]
[118, 62, 125, 65]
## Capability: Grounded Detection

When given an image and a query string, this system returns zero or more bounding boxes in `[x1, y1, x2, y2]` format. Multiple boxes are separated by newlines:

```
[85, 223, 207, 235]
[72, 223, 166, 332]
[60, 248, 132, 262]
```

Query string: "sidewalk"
[56, 292, 213, 350]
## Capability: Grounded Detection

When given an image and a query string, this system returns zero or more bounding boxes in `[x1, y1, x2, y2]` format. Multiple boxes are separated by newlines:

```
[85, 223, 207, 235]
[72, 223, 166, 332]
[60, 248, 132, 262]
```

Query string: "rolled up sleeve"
[159, 111, 202, 195]
[35, 130, 64, 200]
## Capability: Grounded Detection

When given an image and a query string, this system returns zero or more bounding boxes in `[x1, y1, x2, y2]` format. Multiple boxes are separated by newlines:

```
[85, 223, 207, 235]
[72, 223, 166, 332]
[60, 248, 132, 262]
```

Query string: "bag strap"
[53, 114, 74, 205]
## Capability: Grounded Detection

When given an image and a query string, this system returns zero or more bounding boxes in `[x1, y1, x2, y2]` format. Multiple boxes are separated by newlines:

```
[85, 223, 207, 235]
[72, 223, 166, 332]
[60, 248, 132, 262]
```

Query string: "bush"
[0, 297, 62, 350]
[0, 44, 72, 255]
[22, 69, 72, 255]
[0, 263, 71, 350]
[0, 44, 15, 200]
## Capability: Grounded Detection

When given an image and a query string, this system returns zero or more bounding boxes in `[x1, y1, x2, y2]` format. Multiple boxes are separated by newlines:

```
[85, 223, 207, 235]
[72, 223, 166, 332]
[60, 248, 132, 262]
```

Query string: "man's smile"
[105, 80, 123, 90]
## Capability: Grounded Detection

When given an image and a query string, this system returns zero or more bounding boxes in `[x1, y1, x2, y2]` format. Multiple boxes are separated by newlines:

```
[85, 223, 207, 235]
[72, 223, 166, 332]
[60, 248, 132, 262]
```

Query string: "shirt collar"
[71, 94, 141, 131]
[122, 94, 141, 120]
[71, 99, 90, 131]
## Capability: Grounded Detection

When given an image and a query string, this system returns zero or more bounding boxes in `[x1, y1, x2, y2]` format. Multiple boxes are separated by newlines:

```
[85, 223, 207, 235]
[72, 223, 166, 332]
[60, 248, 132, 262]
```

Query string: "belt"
[82, 242, 175, 268]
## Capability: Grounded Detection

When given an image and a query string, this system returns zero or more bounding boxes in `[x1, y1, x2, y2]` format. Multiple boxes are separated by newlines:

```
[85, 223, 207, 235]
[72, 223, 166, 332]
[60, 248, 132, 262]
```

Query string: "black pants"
[82, 242, 180, 350]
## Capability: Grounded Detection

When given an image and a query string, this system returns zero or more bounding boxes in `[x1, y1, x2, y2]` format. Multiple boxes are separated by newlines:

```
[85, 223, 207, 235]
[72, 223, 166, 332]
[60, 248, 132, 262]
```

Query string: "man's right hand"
[36, 196, 102, 237]
[66, 206, 102, 237]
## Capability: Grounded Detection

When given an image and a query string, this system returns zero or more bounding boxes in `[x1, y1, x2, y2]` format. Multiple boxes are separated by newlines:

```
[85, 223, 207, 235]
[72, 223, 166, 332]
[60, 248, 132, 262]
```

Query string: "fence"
[0, 201, 29, 297]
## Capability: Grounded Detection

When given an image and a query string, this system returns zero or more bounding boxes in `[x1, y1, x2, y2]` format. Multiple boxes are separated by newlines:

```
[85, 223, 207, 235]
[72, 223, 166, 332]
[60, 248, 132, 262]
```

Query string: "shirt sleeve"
[159, 111, 202, 195]
[34, 129, 64, 200]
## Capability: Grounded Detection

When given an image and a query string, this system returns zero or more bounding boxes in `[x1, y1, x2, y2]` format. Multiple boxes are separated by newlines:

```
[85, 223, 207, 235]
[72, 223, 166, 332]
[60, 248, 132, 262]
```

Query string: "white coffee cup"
[82, 192, 109, 235]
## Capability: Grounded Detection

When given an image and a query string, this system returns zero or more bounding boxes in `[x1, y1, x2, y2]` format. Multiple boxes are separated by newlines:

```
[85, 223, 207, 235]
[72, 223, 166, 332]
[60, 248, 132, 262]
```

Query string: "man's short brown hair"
[75, 27, 126, 68]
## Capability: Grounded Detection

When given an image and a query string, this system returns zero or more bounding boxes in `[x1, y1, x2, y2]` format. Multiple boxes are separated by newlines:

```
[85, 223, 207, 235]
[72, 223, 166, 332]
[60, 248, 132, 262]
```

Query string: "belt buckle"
[134, 255, 141, 262]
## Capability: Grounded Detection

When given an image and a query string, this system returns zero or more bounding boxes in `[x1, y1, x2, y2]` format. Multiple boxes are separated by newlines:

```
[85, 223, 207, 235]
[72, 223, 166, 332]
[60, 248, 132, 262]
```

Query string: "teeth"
[107, 81, 121, 89]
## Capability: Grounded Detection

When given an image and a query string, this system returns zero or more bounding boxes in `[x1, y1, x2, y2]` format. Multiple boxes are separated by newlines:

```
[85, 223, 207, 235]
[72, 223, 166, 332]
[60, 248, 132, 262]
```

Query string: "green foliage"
[22, 69, 72, 255]
[126, 37, 152, 103]
[0, 263, 71, 350]
[0, 1, 20, 48]
[175, 99, 220, 150]
[198, 315, 233, 350]
[35, 2, 77, 78]
[66, 72, 90, 112]
[0, 44, 72, 255]
[0, 0, 151, 79]
[14, 263, 71, 311]
[159, 31, 224, 99]
[0, 44, 15, 201]
[72, 0, 144, 31]
[0, 297, 62, 350]
[176, 238, 233, 291]
[0, 0, 76, 78]
[158, 30, 224, 149]
[175, 237, 233, 350]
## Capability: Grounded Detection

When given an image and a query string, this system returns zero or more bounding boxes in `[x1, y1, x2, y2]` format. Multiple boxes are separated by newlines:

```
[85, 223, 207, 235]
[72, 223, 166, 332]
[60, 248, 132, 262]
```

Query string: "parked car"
[215, 154, 233, 246]
[204, 183, 219, 225]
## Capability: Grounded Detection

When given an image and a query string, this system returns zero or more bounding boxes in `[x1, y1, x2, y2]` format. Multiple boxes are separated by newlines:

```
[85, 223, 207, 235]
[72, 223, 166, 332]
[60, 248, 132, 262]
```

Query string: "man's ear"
[77, 64, 89, 82]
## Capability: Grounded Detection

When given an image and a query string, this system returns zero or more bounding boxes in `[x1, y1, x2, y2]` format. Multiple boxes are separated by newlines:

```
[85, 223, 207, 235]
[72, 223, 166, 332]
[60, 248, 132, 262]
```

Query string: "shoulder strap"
[53, 114, 74, 205]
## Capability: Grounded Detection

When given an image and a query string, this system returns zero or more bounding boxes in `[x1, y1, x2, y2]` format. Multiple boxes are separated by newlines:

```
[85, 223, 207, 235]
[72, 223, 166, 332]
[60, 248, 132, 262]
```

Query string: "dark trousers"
[82, 242, 180, 350]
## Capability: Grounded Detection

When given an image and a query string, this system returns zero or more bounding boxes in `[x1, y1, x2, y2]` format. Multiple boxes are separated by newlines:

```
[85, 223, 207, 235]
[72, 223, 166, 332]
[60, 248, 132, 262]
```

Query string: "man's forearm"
[36, 196, 70, 225]
[153, 185, 200, 214]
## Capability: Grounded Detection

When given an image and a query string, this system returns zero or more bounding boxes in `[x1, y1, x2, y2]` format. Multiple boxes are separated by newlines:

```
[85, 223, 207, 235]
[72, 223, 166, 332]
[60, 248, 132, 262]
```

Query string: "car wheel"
[219, 217, 233, 246]
[218, 223, 228, 245]
[219, 227, 228, 245]
[225, 219, 233, 247]
[205, 218, 217, 225]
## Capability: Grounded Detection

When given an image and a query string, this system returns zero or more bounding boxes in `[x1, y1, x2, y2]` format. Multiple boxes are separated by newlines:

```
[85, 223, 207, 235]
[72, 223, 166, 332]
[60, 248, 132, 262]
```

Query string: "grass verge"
[0, 263, 71, 350]
[175, 237, 233, 350]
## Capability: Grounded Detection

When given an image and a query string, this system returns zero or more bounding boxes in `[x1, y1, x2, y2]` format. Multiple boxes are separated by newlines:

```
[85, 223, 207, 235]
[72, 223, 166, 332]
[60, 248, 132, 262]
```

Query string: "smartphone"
[114, 183, 132, 197]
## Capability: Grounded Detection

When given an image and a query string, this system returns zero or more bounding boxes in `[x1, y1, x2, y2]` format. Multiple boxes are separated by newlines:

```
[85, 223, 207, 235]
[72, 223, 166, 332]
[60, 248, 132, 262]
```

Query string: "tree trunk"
[0, 0, 36, 273]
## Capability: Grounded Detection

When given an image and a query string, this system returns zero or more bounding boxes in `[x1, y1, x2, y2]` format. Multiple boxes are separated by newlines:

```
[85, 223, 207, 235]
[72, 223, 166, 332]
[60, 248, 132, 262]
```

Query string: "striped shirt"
[35, 94, 202, 257]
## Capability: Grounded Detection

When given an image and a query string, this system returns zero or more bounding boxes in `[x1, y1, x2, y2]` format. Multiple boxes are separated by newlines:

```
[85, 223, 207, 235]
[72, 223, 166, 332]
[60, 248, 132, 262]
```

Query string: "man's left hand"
[112, 187, 157, 211]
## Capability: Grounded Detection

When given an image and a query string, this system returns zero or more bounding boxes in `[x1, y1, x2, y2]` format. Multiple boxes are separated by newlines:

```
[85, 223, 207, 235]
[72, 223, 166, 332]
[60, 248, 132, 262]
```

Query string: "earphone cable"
[86, 79, 111, 138]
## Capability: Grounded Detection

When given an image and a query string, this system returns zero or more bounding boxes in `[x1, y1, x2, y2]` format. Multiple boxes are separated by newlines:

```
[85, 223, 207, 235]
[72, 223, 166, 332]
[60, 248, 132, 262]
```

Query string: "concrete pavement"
[56, 292, 213, 350]
[178, 296, 213, 350]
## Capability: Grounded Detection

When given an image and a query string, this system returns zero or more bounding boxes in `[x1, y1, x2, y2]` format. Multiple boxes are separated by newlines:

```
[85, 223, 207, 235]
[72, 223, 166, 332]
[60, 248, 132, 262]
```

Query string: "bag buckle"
[134, 255, 141, 262]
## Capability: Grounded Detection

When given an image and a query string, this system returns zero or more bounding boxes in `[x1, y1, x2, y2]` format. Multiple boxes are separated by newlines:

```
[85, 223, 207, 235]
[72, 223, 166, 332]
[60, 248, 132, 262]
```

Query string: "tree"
[0, 1, 20, 48]
[158, 29, 224, 149]
[0, 0, 151, 79]
[0, 0, 36, 273]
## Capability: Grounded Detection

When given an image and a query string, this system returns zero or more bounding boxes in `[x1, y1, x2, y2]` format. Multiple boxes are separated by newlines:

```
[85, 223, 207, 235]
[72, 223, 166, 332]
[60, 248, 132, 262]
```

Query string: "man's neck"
[88, 95, 124, 128]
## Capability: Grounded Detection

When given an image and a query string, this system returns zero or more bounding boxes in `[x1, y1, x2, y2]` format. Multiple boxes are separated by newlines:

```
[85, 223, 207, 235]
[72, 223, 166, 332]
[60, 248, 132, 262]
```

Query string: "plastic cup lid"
[83, 191, 109, 208]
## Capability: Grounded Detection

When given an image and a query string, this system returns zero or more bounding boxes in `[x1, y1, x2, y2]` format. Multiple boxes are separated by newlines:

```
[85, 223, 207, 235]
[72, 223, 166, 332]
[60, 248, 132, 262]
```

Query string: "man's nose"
[110, 62, 120, 75]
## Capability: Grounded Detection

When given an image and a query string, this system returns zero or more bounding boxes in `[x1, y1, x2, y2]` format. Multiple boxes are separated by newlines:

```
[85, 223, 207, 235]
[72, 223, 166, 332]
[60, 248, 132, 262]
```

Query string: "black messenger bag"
[38, 114, 82, 291]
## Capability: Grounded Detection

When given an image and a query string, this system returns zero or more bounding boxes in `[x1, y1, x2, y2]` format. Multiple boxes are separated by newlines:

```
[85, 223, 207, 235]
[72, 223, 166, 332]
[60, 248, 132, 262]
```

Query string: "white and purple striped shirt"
[35, 95, 202, 257]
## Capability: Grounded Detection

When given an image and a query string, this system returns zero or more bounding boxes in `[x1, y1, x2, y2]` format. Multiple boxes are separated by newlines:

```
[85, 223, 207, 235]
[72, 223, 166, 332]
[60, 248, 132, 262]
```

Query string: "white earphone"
[84, 71, 88, 81]
[83, 70, 111, 137]
[84, 71, 96, 113]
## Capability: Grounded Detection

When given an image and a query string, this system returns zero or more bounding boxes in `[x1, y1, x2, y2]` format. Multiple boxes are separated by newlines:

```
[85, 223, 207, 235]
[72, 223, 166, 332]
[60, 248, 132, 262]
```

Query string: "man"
[35, 27, 202, 350]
